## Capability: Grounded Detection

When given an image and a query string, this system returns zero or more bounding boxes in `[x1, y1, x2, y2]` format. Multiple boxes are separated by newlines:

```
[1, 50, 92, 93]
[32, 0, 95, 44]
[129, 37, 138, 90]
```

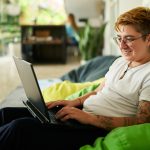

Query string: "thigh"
[0, 107, 32, 126]
[1, 117, 109, 150]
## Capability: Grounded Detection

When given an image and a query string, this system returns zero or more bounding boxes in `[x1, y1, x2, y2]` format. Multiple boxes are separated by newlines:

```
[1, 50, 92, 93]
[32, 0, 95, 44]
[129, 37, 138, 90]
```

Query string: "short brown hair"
[115, 7, 150, 35]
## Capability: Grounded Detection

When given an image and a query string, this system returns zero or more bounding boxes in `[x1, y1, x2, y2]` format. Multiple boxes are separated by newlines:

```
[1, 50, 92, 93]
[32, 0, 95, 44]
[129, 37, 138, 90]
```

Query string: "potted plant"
[76, 22, 107, 63]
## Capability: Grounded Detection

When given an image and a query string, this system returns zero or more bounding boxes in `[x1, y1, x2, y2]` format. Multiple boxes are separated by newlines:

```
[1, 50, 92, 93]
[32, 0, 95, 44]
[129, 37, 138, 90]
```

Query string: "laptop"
[13, 56, 94, 129]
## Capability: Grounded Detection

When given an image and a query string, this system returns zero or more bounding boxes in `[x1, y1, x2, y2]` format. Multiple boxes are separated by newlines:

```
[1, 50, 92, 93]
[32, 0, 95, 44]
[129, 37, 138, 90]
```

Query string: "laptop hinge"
[22, 100, 50, 124]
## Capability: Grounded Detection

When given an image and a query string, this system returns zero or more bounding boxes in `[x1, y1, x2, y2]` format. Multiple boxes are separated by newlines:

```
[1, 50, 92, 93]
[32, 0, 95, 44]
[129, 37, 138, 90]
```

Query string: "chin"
[122, 54, 133, 61]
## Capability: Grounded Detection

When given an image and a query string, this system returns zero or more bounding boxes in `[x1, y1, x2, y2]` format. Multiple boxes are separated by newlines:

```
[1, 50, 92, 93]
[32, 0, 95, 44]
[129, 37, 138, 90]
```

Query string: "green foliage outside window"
[18, 0, 67, 25]
[0, 0, 67, 56]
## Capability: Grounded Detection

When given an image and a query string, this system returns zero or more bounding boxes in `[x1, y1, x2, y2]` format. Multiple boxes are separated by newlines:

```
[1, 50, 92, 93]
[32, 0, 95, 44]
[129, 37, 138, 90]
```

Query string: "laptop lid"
[13, 56, 50, 123]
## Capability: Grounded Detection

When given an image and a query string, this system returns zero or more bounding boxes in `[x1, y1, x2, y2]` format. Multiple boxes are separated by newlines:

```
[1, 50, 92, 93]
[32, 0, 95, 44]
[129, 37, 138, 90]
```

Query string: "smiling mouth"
[122, 50, 132, 55]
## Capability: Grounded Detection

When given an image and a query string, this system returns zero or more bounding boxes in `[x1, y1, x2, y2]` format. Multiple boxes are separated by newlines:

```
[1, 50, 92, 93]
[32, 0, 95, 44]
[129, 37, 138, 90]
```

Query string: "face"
[116, 25, 150, 64]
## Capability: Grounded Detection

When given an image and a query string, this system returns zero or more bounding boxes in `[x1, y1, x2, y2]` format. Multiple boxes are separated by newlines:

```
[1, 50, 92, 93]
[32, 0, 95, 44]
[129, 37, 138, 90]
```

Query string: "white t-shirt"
[83, 57, 150, 117]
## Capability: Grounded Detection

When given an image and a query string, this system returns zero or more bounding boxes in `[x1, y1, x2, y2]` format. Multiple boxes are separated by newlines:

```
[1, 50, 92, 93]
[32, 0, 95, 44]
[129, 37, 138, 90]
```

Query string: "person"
[0, 6, 150, 150]
[65, 13, 79, 46]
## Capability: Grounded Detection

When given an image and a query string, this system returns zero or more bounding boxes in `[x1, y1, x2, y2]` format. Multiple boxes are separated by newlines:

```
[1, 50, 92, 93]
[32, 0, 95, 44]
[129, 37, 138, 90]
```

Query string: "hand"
[46, 100, 77, 109]
[55, 106, 96, 125]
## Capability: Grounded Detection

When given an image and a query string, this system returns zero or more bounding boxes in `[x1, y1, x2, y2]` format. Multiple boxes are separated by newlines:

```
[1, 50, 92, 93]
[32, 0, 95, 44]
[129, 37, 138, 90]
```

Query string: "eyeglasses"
[113, 34, 148, 45]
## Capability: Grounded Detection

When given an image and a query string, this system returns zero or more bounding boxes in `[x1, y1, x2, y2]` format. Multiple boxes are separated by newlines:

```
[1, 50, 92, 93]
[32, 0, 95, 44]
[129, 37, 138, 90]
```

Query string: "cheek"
[130, 42, 145, 52]
[128, 44, 139, 53]
[132, 44, 148, 56]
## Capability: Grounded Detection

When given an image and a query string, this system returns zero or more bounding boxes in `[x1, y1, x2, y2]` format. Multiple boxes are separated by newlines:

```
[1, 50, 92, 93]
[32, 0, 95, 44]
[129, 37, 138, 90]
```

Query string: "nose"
[119, 40, 128, 49]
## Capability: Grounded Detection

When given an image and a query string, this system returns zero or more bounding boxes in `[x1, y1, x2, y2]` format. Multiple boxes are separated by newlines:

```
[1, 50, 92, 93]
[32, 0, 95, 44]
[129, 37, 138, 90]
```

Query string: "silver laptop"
[13, 56, 93, 128]
[13, 56, 57, 123]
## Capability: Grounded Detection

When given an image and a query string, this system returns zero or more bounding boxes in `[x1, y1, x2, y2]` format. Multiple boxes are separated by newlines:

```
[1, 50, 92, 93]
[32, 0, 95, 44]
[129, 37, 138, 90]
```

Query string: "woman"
[0, 7, 150, 150]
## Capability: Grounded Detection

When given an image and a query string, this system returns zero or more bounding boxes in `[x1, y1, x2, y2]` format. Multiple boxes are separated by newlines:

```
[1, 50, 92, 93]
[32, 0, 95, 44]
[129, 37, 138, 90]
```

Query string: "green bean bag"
[80, 123, 150, 150]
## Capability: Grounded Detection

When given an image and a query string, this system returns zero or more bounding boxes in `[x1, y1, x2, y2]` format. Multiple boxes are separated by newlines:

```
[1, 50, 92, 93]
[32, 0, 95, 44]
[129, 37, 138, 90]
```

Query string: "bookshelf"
[21, 25, 67, 63]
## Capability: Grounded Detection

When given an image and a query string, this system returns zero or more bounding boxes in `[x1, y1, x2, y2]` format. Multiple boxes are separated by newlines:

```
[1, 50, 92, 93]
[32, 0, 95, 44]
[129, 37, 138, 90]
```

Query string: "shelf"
[22, 39, 63, 45]
[21, 25, 67, 63]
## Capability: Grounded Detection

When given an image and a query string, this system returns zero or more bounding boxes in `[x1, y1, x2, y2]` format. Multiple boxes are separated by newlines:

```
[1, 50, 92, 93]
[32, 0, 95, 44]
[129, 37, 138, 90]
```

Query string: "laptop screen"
[13, 56, 49, 120]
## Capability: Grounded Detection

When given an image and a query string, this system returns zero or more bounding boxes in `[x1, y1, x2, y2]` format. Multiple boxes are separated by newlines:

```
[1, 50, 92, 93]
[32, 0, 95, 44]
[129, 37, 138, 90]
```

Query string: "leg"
[0, 107, 32, 126]
[0, 117, 109, 150]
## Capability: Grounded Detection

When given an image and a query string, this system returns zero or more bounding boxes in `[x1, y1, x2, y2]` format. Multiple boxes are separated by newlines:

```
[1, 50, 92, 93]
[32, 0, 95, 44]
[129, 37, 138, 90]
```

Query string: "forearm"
[90, 115, 150, 130]
[74, 80, 105, 106]
[77, 91, 97, 106]
[88, 100, 150, 130]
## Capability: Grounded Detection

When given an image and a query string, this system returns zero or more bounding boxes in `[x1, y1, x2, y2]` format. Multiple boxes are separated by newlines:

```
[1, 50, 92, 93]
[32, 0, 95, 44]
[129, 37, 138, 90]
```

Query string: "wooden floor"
[0, 44, 80, 103]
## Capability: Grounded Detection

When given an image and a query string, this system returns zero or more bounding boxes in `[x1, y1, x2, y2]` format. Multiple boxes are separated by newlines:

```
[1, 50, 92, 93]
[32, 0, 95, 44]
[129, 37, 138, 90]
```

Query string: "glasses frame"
[113, 34, 149, 46]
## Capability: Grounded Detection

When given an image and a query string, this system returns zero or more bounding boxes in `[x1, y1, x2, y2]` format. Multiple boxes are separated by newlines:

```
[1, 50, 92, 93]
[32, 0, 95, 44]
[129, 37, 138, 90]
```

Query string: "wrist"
[78, 98, 82, 106]
[74, 98, 82, 106]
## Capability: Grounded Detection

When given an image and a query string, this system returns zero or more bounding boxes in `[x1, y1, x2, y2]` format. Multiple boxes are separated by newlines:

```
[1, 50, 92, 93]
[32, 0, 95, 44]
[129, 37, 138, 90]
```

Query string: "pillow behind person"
[60, 55, 118, 82]
[65, 83, 99, 100]
[42, 78, 104, 103]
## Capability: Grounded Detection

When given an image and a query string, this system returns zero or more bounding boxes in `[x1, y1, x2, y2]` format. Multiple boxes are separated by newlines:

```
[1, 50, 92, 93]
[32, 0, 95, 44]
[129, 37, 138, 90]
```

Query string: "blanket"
[42, 78, 104, 102]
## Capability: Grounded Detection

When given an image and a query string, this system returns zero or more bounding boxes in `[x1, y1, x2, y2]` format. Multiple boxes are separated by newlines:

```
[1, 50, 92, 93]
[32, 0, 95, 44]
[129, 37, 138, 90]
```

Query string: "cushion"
[60, 55, 118, 82]
[80, 123, 150, 150]
[65, 83, 100, 100]
[42, 78, 104, 103]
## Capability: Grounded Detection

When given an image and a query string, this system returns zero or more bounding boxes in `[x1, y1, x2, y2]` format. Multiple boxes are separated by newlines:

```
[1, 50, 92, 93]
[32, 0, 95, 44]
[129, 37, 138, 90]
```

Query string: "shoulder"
[109, 56, 126, 69]
[113, 56, 126, 64]
[137, 61, 150, 78]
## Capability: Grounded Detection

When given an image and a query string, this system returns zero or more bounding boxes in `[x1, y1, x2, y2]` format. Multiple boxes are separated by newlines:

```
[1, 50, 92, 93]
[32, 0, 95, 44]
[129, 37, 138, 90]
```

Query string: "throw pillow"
[42, 78, 104, 103]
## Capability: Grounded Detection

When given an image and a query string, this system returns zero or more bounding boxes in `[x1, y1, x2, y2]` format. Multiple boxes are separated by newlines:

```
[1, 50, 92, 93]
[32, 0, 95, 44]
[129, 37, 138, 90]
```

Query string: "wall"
[142, 0, 150, 7]
[64, 0, 105, 27]
[64, 0, 104, 18]
[118, 0, 143, 15]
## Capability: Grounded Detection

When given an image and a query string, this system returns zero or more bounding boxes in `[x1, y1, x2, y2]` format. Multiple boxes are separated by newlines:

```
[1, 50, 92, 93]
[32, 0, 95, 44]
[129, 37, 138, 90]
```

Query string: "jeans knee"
[10, 117, 39, 129]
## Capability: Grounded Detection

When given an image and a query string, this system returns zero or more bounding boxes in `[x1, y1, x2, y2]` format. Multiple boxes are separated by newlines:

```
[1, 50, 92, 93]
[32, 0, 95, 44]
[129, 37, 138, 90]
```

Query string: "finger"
[46, 101, 57, 108]
[56, 106, 71, 119]
[47, 100, 65, 109]
[60, 108, 79, 121]
[56, 107, 76, 119]
[60, 114, 73, 121]
[46, 101, 52, 106]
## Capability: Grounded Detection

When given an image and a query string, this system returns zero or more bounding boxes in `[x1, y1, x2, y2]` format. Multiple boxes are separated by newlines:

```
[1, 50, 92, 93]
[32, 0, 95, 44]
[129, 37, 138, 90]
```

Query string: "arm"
[77, 80, 106, 105]
[89, 100, 150, 130]
[47, 90, 97, 109]
[47, 80, 105, 109]
[56, 100, 150, 129]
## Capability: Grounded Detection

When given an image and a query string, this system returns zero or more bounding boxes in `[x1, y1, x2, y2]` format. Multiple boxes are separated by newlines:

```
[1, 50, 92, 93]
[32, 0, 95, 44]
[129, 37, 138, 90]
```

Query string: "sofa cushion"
[60, 55, 119, 82]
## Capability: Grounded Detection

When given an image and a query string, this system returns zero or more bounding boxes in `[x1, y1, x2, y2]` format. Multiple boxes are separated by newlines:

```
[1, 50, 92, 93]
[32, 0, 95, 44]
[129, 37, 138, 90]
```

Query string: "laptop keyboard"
[48, 106, 63, 124]
[48, 110, 59, 124]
